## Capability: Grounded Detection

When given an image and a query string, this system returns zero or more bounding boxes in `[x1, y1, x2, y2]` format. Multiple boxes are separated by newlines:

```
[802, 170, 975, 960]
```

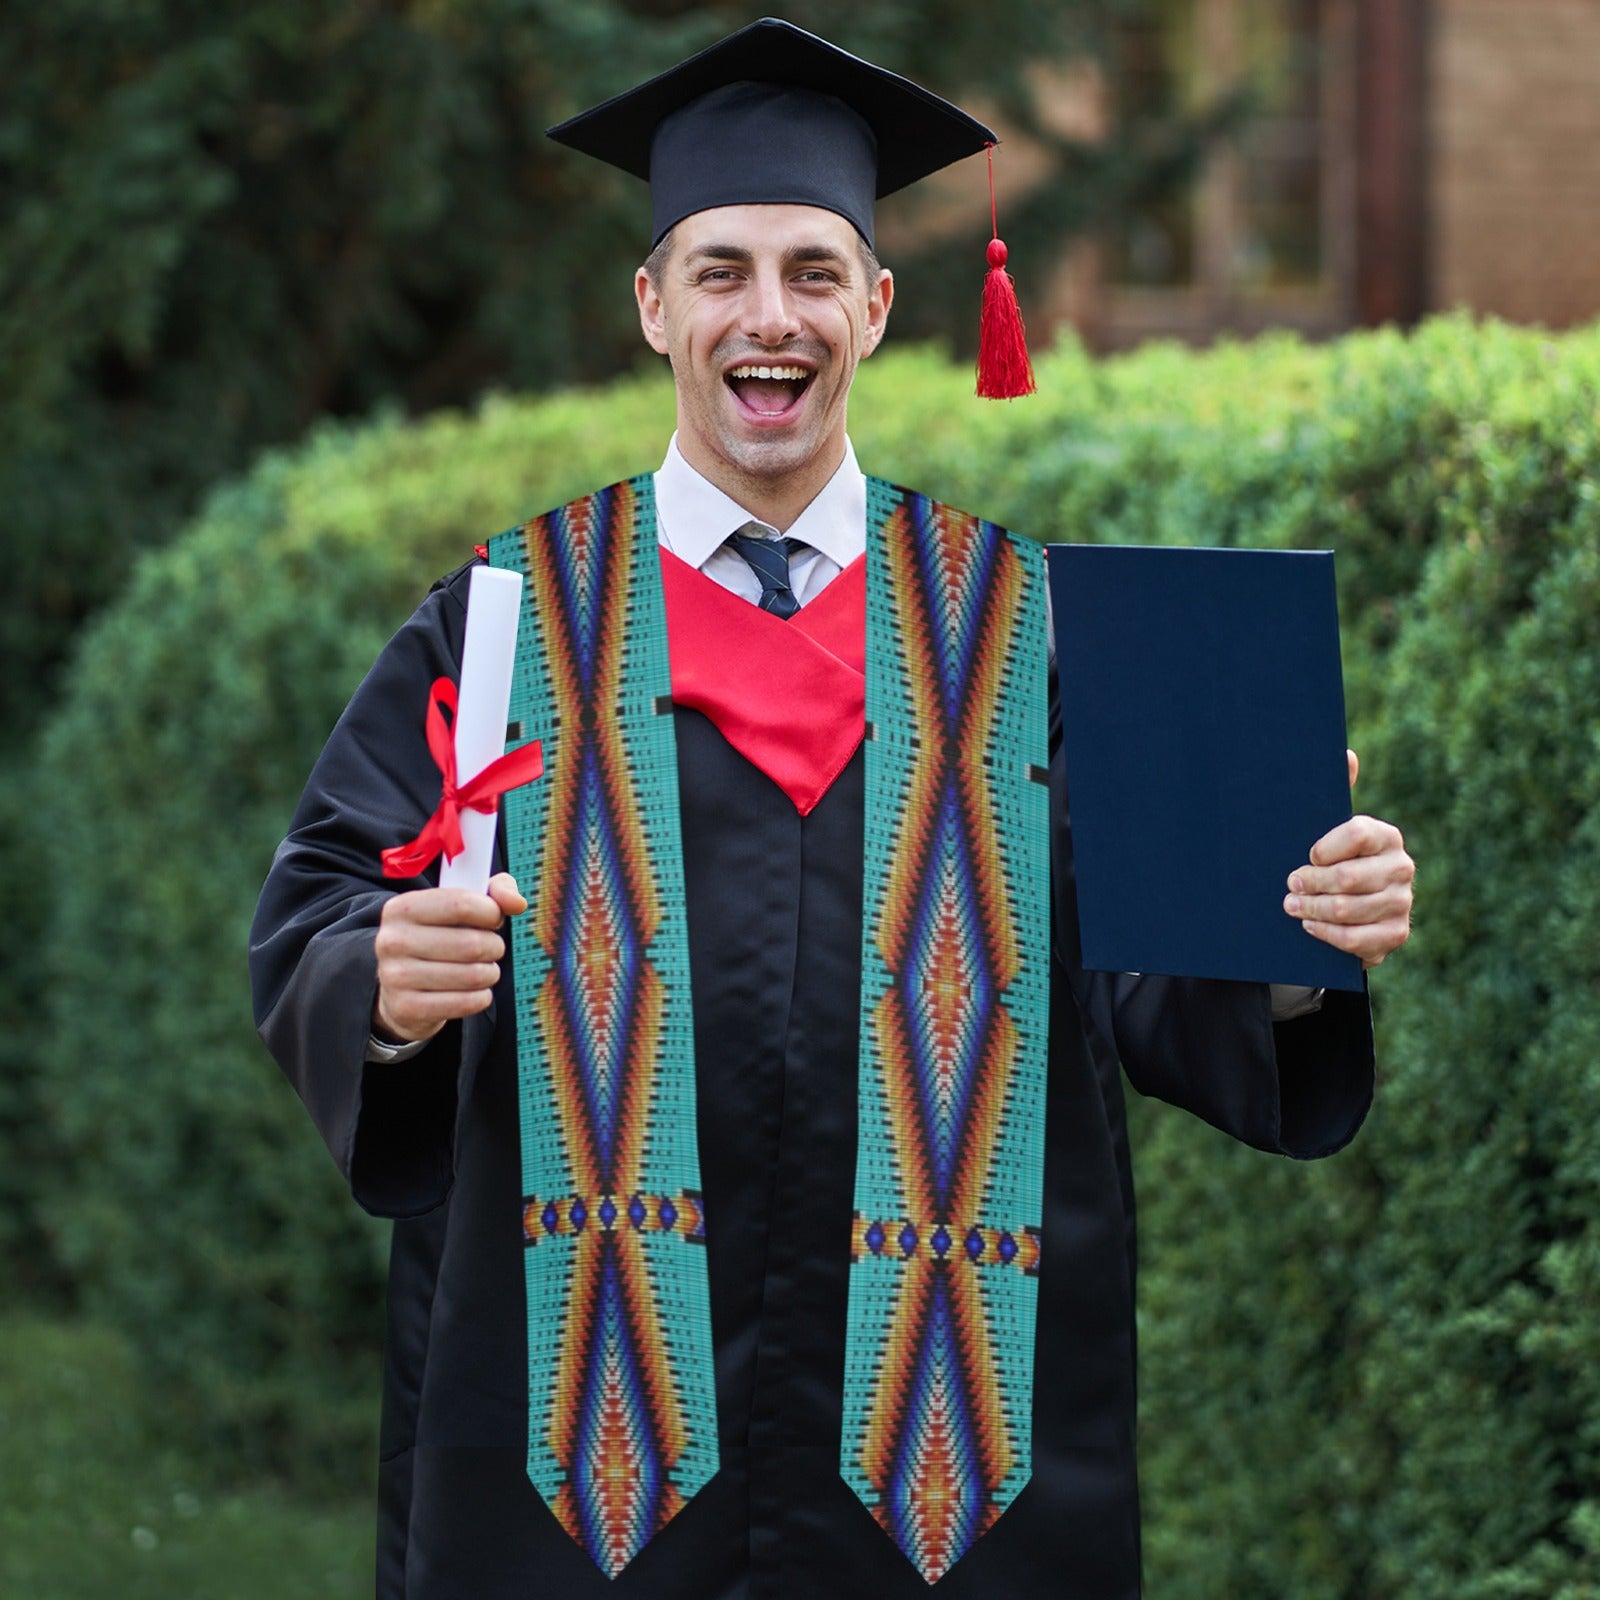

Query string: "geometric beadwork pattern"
[490, 478, 716, 1578]
[844, 480, 1049, 1585]
[849, 1213, 1041, 1276]
[525, 1191, 707, 1244]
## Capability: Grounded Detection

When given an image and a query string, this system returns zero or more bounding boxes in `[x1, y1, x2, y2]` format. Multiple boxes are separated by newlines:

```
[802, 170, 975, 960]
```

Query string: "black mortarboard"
[546, 16, 998, 249]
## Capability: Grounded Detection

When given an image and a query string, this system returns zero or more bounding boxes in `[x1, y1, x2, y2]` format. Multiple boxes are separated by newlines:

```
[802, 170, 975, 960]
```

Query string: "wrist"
[371, 998, 437, 1048]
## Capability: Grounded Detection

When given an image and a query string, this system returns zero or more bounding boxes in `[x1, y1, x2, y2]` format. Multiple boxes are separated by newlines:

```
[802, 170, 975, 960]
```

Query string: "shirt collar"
[654, 434, 866, 569]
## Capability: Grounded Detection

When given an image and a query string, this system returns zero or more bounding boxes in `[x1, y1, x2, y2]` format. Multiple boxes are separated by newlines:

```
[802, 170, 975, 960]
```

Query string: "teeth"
[728, 365, 808, 381]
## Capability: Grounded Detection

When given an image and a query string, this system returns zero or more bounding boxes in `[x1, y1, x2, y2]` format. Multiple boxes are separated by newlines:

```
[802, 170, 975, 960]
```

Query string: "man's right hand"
[372, 872, 528, 1045]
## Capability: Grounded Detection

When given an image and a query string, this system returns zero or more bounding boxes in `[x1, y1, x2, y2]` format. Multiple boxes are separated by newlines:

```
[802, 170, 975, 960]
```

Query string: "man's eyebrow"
[681, 242, 855, 271]
[782, 243, 852, 271]
[683, 243, 755, 267]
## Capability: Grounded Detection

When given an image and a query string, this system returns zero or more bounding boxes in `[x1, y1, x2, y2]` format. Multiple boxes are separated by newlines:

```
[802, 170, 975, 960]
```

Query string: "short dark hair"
[643, 227, 676, 291]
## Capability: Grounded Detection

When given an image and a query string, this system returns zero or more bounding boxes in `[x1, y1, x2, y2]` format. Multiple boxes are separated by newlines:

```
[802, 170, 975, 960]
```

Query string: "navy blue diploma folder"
[1047, 544, 1364, 993]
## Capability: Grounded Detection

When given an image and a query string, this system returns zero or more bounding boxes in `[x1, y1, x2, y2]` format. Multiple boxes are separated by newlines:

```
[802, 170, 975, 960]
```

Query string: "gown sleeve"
[1047, 669, 1375, 1161]
[248, 563, 500, 1216]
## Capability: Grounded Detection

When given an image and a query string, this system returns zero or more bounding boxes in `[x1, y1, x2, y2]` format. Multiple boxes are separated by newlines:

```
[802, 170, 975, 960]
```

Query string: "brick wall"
[1431, 0, 1600, 327]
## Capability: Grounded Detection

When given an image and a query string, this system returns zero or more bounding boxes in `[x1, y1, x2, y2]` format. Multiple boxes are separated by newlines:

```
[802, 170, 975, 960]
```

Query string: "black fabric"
[545, 17, 998, 247]
[376, 1205, 448, 1598]
[649, 82, 879, 248]
[249, 552, 1376, 1600]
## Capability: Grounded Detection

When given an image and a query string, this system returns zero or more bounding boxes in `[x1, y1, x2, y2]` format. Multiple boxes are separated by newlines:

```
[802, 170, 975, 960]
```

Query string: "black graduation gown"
[250, 557, 1374, 1600]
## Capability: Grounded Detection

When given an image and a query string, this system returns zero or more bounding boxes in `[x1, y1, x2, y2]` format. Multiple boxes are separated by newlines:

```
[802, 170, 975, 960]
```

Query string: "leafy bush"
[1115, 322, 1600, 1600]
[34, 317, 1600, 1600]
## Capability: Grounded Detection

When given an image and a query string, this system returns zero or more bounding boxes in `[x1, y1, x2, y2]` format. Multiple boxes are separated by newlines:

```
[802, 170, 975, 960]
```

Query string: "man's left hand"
[1284, 750, 1415, 969]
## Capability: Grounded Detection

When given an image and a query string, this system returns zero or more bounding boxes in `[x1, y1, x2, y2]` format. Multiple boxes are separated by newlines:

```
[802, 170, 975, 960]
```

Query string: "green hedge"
[1117, 325, 1600, 1600]
[33, 318, 1600, 1597]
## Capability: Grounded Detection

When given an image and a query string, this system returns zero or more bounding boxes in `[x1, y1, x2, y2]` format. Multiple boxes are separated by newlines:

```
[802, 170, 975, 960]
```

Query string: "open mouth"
[725, 363, 813, 418]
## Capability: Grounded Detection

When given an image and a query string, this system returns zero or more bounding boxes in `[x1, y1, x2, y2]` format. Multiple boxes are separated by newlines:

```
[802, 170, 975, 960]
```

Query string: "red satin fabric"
[381, 677, 545, 879]
[661, 550, 866, 816]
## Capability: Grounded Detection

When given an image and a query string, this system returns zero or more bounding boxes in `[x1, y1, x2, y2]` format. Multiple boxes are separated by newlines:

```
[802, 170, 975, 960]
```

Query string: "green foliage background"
[28, 318, 1600, 1596]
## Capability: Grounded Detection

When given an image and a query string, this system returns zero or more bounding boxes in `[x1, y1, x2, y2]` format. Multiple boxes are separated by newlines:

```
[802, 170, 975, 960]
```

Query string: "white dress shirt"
[654, 433, 864, 604]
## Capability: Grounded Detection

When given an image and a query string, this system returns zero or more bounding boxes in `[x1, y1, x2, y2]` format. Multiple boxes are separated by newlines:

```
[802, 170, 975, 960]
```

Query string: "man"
[250, 20, 1414, 1600]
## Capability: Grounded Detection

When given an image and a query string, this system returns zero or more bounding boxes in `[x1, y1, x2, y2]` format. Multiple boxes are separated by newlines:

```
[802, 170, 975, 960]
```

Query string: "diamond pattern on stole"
[844, 482, 1049, 1585]
[491, 479, 716, 1579]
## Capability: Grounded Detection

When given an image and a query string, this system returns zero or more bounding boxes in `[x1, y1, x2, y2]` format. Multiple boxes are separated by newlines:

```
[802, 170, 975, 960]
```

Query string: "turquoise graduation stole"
[490, 475, 1048, 1585]
[847, 481, 1049, 1583]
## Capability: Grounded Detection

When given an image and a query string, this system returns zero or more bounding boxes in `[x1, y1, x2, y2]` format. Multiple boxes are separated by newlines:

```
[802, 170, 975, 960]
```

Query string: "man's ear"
[861, 268, 894, 358]
[636, 267, 670, 355]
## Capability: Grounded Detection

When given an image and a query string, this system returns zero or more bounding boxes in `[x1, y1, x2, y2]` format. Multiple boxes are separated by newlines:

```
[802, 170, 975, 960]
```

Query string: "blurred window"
[1103, 0, 1355, 342]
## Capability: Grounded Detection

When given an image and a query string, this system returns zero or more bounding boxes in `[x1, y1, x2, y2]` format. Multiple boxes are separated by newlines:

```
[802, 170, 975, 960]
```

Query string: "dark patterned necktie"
[727, 526, 806, 618]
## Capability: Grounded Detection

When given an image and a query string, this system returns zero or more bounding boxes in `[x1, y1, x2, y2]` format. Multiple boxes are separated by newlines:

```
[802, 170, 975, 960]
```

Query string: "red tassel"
[978, 238, 1036, 399]
[976, 145, 1036, 399]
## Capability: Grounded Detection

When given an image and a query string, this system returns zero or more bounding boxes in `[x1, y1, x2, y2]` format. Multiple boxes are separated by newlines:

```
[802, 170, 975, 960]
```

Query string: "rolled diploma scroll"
[438, 565, 525, 893]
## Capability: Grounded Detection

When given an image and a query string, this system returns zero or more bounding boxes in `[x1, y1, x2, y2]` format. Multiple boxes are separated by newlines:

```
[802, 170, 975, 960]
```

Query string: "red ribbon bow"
[381, 677, 544, 879]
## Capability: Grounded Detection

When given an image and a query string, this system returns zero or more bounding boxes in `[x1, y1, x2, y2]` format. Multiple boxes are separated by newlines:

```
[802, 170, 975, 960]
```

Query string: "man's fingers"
[375, 921, 505, 965]
[488, 872, 528, 917]
[1301, 915, 1411, 969]
[1347, 748, 1359, 790]
[373, 883, 523, 1046]
[374, 984, 494, 1045]
[380, 956, 502, 994]
[1283, 805, 1415, 965]
[383, 886, 511, 930]
[373, 947, 500, 1043]
[1284, 882, 1412, 926]
[1287, 858, 1370, 897]
[1307, 813, 1404, 868]
[1287, 848, 1414, 900]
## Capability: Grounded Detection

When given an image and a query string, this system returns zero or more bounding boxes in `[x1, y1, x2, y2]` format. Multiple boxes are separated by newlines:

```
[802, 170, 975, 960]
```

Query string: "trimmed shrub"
[1119, 323, 1600, 1600]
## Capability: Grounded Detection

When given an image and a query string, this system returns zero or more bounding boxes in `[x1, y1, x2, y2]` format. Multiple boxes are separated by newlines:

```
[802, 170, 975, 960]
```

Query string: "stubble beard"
[689, 335, 844, 488]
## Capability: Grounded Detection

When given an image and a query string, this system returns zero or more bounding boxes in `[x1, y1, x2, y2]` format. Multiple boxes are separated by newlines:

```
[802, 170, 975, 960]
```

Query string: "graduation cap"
[548, 17, 1036, 398]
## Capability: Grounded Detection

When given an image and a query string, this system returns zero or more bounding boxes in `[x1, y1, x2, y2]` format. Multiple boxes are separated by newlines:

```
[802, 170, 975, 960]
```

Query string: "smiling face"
[635, 204, 893, 528]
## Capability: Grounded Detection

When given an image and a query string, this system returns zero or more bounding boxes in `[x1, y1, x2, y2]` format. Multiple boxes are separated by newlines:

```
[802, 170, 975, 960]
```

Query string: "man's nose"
[745, 272, 801, 346]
